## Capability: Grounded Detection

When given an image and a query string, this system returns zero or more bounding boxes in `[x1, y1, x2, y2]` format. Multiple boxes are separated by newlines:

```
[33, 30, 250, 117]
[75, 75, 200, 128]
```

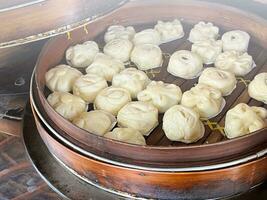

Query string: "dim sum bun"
[137, 81, 182, 113]
[72, 110, 116, 136]
[104, 25, 136, 43]
[131, 44, 163, 70]
[86, 53, 125, 82]
[154, 19, 184, 43]
[73, 74, 108, 103]
[181, 83, 224, 118]
[167, 50, 203, 79]
[225, 103, 267, 139]
[94, 86, 131, 116]
[248, 73, 267, 104]
[215, 50, 254, 76]
[222, 30, 250, 53]
[47, 92, 87, 121]
[199, 67, 237, 96]
[112, 68, 150, 99]
[117, 101, 158, 136]
[188, 21, 219, 43]
[45, 64, 82, 92]
[163, 105, 205, 143]
[103, 38, 133, 62]
[65, 41, 99, 68]
[191, 39, 222, 64]
[133, 29, 161, 45]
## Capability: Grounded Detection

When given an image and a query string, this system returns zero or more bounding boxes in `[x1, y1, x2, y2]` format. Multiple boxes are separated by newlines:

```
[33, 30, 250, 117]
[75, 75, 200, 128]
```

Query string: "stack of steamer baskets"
[30, 0, 267, 199]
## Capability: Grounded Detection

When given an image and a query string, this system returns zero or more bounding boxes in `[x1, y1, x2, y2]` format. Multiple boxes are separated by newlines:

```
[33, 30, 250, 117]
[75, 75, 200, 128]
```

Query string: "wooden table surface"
[0, 0, 266, 199]
[0, 133, 61, 200]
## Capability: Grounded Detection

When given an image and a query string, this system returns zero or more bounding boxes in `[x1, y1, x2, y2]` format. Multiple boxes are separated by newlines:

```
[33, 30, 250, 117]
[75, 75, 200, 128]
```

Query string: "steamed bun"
[45, 65, 82, 92]
[65, 41, 99, 68]
[181, 84, 224, 118]
[103, 38, 133, 62]
[94, 86, 131, 116]
[117, 101, 158, 136]
[167, 50, 203, 79]
[73, 74, 108, 103]
[215, 51, 254, 76]
[112, 68, 150, 99]
[137, 81, 182, 113]
[154, 19, 184, 43]
[199, 67, 237, 96]
[248, 73, 267, 104]
[188, 21, 219, 43]
[130, 44, 163, 70]
[72, 110, 116, 136]
[86, 53, 125, 82]
[222, 30, 250, 53]
[163, 105, 205, 143]
[225, 103, 267, 139]
[191, 39, 222, 64]
[104, 25, 136, 43]
[47, 92, 87, 121]
[133, 29, 161, 45]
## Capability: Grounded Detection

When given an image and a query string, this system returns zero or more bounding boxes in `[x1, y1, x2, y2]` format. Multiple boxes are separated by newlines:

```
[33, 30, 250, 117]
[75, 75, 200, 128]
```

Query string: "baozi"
[225, 103, 267, 139]
[112, 68, 150, 99]
[133, 29, 161, 45]
[181, 84, 224, 118]
[154, 19, 184, 43]
[215, 50, 254, 76]
[72, 110, 116, 136]
[104, 25, 136, 43]
[188, 21, 219, 43]
[117, 101, 159, 136]
[130, 44, 163, 70]
[65, 41, 99, 68]
[248, 73, 267, 104]
[94, 86, 131, 116]
[199, 67, 237, 96]
[103, 38, 133, 62]
[47, 92, 88, 121]
[163, 105, 205, 143]
[222, 30, 250, 53]
[167, 50, 203, 79]
[73, 74, 108, 103]
[104, 128, 146, 145]
[86, 53, 125, 82]
[137, 81, 182, 113]
[45, 64, 82, 92]
[191, 39, 222, 64]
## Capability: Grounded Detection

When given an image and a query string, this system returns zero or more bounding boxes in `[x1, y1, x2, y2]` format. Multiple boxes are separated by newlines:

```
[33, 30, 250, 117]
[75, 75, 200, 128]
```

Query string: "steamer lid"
[0, 0, 128, 48]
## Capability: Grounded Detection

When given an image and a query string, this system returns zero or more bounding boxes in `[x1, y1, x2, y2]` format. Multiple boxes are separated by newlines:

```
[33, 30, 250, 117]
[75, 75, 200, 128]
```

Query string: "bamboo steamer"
[30, 0, 267, 198]
[33, 0, 267, 167]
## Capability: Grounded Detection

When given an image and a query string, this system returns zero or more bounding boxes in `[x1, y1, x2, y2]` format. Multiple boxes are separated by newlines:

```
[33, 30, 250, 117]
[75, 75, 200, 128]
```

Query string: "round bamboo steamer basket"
[30, 1, 267, 198]
[33, 0, 267, 167]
